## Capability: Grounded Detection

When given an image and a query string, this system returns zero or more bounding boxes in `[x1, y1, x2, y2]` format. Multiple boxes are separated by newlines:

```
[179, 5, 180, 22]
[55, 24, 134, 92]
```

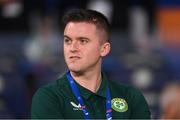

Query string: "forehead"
[64, 22, 97, 36]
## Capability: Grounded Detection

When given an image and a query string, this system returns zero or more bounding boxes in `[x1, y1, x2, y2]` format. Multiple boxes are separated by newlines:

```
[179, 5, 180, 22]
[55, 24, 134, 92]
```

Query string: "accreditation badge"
[111, 98, 128, 112]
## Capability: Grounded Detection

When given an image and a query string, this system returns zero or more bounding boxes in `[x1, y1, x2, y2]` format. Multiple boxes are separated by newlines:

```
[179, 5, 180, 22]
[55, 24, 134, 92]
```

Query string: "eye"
[64, 38, 72, 45]
[80, 39, 88, 45]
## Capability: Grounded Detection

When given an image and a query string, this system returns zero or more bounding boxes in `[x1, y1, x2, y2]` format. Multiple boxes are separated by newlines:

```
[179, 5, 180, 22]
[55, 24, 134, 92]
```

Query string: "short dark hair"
[62, 9, 110, 42]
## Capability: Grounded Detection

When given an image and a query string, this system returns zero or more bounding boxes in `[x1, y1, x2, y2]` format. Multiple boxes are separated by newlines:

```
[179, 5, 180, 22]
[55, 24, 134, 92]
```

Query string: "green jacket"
[31, 72, 151, 119]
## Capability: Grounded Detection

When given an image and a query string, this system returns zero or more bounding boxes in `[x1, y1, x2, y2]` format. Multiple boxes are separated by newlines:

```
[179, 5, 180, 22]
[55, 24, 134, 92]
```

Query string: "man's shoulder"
[108, 80, 151, 118]
[31, 73, 68, 118]
[109, 80, 144, 98]
[109, 80, 134, 91]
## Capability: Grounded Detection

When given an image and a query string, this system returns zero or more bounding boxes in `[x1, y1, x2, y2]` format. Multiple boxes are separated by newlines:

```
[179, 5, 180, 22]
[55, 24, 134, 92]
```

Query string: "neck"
[70, 69, 102, 93]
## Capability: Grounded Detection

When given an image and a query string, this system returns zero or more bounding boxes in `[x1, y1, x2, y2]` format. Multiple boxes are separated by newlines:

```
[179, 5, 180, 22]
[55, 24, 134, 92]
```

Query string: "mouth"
[69, 56, 81, 60]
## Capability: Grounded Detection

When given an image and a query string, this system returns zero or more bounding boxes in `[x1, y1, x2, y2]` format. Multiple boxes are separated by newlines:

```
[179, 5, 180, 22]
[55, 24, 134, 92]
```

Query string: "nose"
[70, 41, 79, 52]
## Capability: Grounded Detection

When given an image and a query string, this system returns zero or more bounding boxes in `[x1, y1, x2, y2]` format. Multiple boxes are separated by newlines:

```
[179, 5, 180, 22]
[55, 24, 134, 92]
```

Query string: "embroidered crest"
[111, 98, 128, 112]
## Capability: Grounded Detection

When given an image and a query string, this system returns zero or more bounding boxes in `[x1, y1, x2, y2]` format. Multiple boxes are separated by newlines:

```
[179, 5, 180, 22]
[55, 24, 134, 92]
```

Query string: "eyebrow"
[64, 35, 90, 40]
[77, 37, 89, 40]
[64, 35, 71, 40]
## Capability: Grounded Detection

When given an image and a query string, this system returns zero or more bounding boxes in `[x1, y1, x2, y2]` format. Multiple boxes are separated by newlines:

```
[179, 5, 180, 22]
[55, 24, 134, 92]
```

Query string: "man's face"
[63, 22, 110, 73]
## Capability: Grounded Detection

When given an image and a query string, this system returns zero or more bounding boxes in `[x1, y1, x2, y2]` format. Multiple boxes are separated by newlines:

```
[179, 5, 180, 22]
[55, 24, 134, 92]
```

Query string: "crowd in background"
[0, 0, 179, 118]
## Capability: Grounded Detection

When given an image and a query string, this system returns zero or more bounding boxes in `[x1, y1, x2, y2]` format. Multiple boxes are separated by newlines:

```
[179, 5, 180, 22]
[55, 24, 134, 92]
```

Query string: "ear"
[100, 42, 111, 57]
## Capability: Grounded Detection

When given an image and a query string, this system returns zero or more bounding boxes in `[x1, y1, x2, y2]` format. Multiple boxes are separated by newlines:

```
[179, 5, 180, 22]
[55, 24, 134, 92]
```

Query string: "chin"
[68, 67, 84, 74]
[68, 66, 81, 72]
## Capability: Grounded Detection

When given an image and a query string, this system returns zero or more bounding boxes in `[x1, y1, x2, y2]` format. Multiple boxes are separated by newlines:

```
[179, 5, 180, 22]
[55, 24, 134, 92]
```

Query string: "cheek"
[63, 45, 68, 53]
[63, 47, 68, 58]
[85, 46, 101, 57]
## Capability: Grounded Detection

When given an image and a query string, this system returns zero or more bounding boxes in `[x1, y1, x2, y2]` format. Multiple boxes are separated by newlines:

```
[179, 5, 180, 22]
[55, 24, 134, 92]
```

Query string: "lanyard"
[66, 71, 112, 120]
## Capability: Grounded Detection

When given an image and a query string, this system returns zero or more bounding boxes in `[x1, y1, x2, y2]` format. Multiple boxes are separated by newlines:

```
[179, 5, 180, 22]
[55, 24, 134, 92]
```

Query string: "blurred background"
[0, 0, 180, 119]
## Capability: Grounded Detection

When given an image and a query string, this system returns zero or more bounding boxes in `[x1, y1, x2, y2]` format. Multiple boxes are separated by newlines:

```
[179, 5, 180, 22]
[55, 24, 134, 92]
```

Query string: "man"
[31, 9, 151, 119]
[160, 83, 180, 119]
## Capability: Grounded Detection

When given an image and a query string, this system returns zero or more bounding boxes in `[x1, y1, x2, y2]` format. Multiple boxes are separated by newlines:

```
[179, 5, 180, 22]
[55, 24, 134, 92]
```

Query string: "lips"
[69, 56, 81, 61]
[69, 56, 81, 59]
